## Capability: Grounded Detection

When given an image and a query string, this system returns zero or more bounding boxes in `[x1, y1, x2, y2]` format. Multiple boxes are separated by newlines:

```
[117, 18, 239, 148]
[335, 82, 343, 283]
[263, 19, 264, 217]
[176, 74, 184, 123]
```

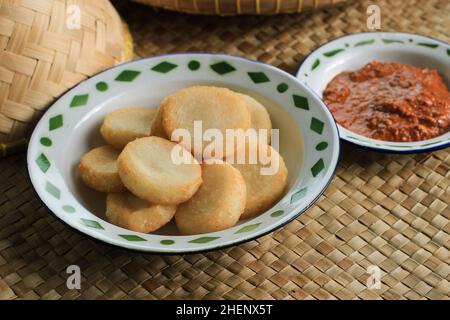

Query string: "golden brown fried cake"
[175, 162, 246, 235]
[79, 145, 125, 193]
[233, 141, 288, 219]
[161, 86, 251, 159]
[150, 106, 168, 139]
[100, 107, 157, 149]
[106, 192, 176, 233]
[117, 136, 202, 205]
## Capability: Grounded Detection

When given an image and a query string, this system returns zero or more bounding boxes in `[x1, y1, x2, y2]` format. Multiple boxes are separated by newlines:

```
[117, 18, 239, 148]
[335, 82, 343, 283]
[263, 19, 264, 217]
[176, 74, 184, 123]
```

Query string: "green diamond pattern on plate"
[189, 236, 220, 244]
[120, 234, 146, 241]
[151, 61, 178, 73]
[248, 72, 270, 84]
[417, 42, 439, 49]
[46, 181, 60, 199]
[291, 187, 307, 204]
[293, 95, 309, 110]
[311, 59, 320, 71]
[354, 39, 375, 47]
[36, 153, 50, 173]
[49, 115, 63, 131]
[311, 159, 325, 177]
[310, 117, 324, 134]
[115, 70, 141, 82]
[40, 137, 52, 147]
[81, 218, 104, 229]
[210, 61, 236, 75]
[161, 239, 175, 245]
[70, 94, 89, 108]
[386, 144, 412, 148]
[316, 141, 328, 151]
[420, 141, 440, 147]
[270, 210, 285, 217]
[235, 223, 261, 234]
[62, 205, 75, 213]
[382, 39, 404, 44]
[323, 49, 344, 57]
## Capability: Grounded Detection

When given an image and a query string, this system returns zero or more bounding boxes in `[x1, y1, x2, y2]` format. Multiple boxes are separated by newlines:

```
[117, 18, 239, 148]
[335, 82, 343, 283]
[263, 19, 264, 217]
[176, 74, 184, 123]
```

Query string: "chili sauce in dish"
[323, 61, 450, 142]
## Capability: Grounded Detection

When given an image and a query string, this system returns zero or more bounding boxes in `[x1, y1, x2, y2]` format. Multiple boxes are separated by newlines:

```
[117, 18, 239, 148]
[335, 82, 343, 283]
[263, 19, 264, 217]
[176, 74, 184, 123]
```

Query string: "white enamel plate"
[28, 54, 340, 253]
[297, 32, 450, 153]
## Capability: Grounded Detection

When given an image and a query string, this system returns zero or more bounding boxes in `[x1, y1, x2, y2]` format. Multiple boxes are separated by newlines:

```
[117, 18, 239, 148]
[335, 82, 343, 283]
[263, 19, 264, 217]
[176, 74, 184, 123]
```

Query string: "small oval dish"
[297, 32, 450, 153]
[27, 53, 340, 254]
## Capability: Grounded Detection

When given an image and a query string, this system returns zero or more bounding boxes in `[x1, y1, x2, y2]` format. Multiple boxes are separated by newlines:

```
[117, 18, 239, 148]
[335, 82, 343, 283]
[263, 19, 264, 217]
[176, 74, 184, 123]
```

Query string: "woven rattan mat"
[0, 0, 449, 300]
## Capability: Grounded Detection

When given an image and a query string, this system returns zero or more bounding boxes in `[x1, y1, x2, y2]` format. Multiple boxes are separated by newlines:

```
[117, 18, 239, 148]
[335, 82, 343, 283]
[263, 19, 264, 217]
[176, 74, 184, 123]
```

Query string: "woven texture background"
[0, 0, 449, 299]
[0, 0, 132, 143]
[130, 0, 347, 15]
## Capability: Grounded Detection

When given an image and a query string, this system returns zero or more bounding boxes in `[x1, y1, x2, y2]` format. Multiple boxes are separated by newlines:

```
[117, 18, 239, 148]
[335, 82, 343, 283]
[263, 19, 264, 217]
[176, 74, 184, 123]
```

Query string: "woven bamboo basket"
[130, 0, 347, 15]
[0, 0, 134, 144]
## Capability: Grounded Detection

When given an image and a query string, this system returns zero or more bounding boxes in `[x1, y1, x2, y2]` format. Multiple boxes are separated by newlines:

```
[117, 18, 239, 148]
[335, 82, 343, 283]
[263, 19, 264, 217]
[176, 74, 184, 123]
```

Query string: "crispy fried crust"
[100, 107, 157, 149]
[233, 141, 288, 219]
[106, 192, 176, 233]
[79, 146, 126, 193]
[175, 162, 247, 235]
[117, 136, 202, 205]
[160, 86, 251, 158]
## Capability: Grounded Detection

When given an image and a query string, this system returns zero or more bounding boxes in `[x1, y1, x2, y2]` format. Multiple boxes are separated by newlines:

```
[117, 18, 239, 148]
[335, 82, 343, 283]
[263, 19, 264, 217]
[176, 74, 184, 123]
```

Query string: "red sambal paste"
[323, 61, 450, 142]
